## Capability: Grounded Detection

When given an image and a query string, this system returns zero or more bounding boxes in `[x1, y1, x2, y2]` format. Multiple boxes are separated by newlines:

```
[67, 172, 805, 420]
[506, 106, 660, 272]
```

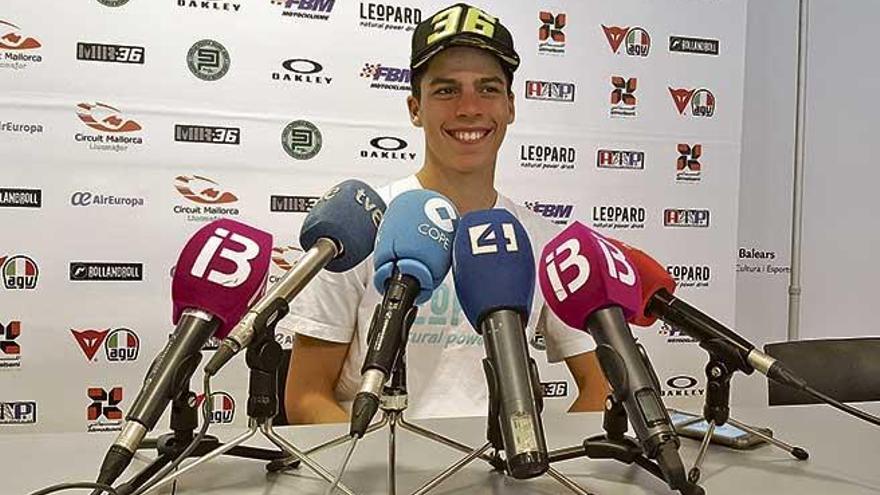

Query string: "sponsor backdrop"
[0, 0, 746, 433]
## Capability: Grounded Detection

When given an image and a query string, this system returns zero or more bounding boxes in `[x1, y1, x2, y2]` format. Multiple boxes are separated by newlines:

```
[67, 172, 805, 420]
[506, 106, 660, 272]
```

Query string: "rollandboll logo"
[272, 58, 332, 85]
[602, 25, 651, 57]
[360, 63, 411, 91]
[0, 321, 22, 370]
[0, 188, 41, 208]
[659, 322, 697, 344]
[359, 2, 421, 32]
[174, 175, 241, 222]
[76, 42, 144, 64]
[597, 149, 644, 170]
[177, 0, 242, 13]
[282, 120, 322, 160]
[71, 191, 145, 208]
[272, 0, 335, 21]
[666, 264, 711, 289]
[270, 195, 318, 213]
[70, 262, 143, 282]
[670, 36, 719, 56]
[520, 144, 576, 171]
[525, 80, 575, 103]
[196, 391, 236, 424]
[361, 136, 416, 161]
[0, 401, 37, 424]
[669, 87, 716, 117]
[420, 198, 457, 250]
[0, 20, 43, 70]
[591, 206, 646, 230]
[1, 255, 39, 291]
[1, 120, 44, 135]
[676, 144, 702, 183]
[175, 124, 240, 145]
[187, 39, 230, 81]
[87, 387, 124, 433]
[71, 328, 140, 362]
[524, 201, 574, 226]
[538, 11, 566, 56]
[610, 76, 637, 118]
[663, 208, 710, 228]
[270, 244, 303, 283]
[661, 375, 704, 398]
[75, 102, 144, 153]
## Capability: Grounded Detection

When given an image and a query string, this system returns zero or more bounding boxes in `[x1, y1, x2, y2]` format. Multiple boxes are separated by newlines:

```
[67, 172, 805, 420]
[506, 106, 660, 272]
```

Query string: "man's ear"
[507, 92, 515, 125]
[407, 95, 422, 127]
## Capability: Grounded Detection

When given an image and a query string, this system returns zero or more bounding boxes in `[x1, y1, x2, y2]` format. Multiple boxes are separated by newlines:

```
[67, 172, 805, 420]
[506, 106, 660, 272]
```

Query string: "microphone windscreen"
[537, 222, 642, 330]
[606, 238, 677, 327]
[172, 218, 273, 338]
[299, 180, 386, 273]
[452, 209, 535, 333]
[373, 190, 458, 304]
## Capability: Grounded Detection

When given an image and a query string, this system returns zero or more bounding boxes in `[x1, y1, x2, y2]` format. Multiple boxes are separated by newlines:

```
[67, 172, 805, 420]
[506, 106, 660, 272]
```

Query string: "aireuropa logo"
[0, 188, 41, 208]
[676, 144, 702, 183]
[196, 391, 236, 424]
[75, 102, 144, 152]
[520, 144, 577, 171]
[175, 124, 240, 145]
[1, 255, 39, 291]
[76, 42, 144, 64]
[70, 263, 143, 282]
[667, 264, 711, 289]
[361, 136, 416, 161]
[0, 401, 37, 424]
[272, 58, 332, 85]
[663, 208, 710, 228]
[71, 191, 145, 208]
[591, 205, 646, 230]
[538, 11, 566, 56]
[359, 2, 421, 32]
[0, 321, 22, 369]
[71, 328, 140, 362]
[270, 195, 318, 213]
[282, 120, 322, 160]
[597, 149, 644, 170]
[524, 201, 574, 226]
[87, 387, 124, 432]
[602, 25, 650, 57]
[669, 87, 716, 117]
[669, 36, 719, 56]
[360, 63, 411, 91]
[610, 76, 637, 118]
[177, 0, 242, 13]
[661, 375, 704, 398]
[0, 20, 43, 70]
[525, 80, 575, 103]
[1, 120, 44, 136]
[187, 39, 230, 81]
[273, 0, 335, 21]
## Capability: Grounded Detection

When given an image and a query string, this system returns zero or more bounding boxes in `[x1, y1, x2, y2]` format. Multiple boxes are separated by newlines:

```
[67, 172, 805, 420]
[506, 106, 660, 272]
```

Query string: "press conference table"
[6, 405, 880, 495]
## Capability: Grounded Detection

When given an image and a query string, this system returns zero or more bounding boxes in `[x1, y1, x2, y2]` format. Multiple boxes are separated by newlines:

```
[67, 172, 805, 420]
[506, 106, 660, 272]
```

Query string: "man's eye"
[435, 87, 456, 95]
[481, 86, 502, 93]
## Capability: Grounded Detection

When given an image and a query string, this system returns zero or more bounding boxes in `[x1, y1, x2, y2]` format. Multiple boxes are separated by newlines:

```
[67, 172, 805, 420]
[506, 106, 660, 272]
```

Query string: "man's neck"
[415, 162, 498, 215]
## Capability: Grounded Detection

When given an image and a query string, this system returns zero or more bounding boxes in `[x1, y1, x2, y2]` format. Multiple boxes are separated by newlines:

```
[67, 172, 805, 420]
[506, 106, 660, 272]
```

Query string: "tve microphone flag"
[453, 208, 549, 479]
[95, 219, 272, 488]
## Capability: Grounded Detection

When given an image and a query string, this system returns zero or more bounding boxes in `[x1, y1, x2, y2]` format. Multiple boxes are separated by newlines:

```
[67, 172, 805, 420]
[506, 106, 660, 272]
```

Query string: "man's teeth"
[452, 130, 487, 142]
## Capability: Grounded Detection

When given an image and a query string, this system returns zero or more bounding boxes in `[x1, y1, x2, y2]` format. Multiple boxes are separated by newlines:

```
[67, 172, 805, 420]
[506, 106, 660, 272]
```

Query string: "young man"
[280, 3, 607, 424]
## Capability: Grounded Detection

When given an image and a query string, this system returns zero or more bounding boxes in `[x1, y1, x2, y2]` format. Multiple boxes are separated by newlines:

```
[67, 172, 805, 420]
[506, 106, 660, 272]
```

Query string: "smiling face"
[407, 46, 515, 176]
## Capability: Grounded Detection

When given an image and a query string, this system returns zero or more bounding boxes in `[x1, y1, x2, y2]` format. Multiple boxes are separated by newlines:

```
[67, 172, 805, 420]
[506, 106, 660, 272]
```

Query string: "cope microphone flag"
[94, 219, 273, 489]
[452, 208, 549, 479]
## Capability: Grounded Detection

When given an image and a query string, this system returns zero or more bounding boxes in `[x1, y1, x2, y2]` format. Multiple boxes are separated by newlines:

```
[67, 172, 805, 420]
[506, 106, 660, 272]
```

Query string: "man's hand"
[564, 351, 610, 412]
[284, 334, 350, 424]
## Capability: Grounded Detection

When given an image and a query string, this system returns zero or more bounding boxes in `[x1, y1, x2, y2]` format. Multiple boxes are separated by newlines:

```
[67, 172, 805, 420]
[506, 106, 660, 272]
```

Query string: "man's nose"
[455, 88, 483, 118]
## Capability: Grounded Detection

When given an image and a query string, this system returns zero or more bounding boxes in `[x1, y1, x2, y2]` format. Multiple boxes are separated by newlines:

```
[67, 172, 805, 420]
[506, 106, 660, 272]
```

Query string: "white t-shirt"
[278, 175, 595, 419]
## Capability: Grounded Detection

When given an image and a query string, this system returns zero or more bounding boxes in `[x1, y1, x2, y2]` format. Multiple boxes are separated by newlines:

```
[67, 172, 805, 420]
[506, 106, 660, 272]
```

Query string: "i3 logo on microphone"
[544, 238, 590, 302]
[191, 227, 260, 287]
[467, 222, 519, 255]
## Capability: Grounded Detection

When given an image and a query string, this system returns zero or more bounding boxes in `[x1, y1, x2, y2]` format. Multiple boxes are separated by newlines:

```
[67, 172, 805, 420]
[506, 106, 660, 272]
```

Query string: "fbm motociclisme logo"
[273, 0, 335, 20]
[360, 62, 411, 91]
[670, 36, 719, 56]
[0, 188, 41, 208]
[597, 149, 644, 170]
[0, 20, 43, 70]
[270, 195, 318, 213]
[0, 401, 36, 424]
[525, 80, 575, 102]
[272, 58, 332, 85]
[602, 25, 651, 57]
[663, 208, 710, 228]
[669, 87, 716, 117]
[187, 39, 230, 81]
[282, 120, 322, 160]
[524, 201, 574, 226]
[1, 255, 38, 290]
[592, 206, 646, 230]
[361, 136, 416, 161]
[0, 320, 22, 369]
[520, 144, 576, 171]
[76, 42, 144, 64]
[175, 124, 240, 145]
[70, 262, 143, 282]
[359, 2, 421, 31]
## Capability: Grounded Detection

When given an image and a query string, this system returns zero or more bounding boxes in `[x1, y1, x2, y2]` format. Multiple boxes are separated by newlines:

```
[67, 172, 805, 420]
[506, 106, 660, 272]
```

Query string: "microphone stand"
[125, 299, 356, 495]
[684, 338, 809, 483]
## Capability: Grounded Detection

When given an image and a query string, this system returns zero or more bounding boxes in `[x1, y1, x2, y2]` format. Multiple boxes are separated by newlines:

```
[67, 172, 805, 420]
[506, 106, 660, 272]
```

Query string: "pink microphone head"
[172, 219, 272, 338]
[537, 222, 642, 330]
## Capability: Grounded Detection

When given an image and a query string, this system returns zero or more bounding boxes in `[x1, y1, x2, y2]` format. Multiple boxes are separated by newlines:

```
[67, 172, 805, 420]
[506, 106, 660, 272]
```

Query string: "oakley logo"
[281, 58, 322, 74]
[370, 136, 407, 151]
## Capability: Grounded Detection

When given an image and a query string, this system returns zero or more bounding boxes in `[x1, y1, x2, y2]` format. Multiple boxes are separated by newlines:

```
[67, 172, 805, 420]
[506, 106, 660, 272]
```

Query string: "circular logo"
[96, 0, 130, 6]
[282, 120, 322, 160]
[370, 136, 407, 151]
[424, 197, 457, 232]
[282, 59, 323, 74]
[666, 375, 698, 390]
[187, 40, 231, 81]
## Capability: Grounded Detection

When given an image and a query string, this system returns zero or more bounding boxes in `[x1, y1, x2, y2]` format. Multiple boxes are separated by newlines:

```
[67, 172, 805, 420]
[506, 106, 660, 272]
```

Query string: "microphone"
[94, 219, 273, 488]
[349, 190, 459, 438]
[205, 180, 386, 375]
[452, 208, 549, 480]
[537, 222, 688, 489]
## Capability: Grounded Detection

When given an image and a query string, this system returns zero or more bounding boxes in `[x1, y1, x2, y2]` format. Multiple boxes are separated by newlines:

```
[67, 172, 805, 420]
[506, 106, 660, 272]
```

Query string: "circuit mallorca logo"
[0, 321, 22, 369]
[75, 102, 144, 152]
[174, 175, 241, 222]
[71, 328, 140, 362]
[602, 25, 650, 57]
[1, 255, 39, 291]
[270, 244, 304, 283]
[0, 20, 43, 70]
[669, 87, 716, 117]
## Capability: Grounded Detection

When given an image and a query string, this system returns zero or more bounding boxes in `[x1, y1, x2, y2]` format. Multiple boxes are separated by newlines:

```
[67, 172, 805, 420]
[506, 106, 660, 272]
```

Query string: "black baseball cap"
[410, 3, 520, 73]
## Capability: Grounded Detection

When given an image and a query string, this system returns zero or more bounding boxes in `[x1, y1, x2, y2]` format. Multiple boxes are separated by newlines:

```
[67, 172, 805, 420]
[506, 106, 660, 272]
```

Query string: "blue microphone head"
[373, 190, 459, 304]
[299, 179, 386, 272]
[452, 208, 535, 334]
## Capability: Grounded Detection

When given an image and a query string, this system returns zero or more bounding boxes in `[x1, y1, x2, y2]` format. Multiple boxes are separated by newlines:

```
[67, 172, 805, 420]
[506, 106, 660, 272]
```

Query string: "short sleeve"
[538, 304, 596, 363]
